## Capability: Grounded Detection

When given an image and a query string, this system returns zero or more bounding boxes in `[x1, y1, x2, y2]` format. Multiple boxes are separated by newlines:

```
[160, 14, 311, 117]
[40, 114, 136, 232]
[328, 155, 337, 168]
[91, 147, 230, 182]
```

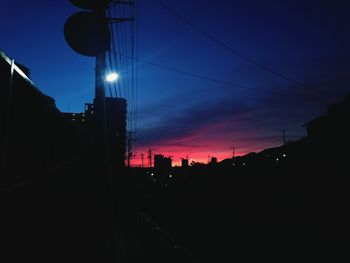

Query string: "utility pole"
[282, 129, 286, 145]
[127, 131, 133, 167]
[230, 147, 235, 159]
[148, 148, 152, 167]
[64, 2, 135, 262]
[141, 153, 144, 168]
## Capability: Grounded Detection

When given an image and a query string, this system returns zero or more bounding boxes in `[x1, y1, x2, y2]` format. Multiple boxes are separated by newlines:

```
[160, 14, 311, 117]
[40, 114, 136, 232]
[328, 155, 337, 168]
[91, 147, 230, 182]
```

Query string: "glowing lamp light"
[106, 72, 119, 82]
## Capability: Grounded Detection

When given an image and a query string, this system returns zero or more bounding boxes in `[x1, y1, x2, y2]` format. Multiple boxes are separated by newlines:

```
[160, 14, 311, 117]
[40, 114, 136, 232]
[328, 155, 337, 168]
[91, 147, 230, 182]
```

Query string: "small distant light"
[243, 162, 246, 166]
[169, 174, 172, 178]
[232, 163, 235, 166]
[151, 173, 154, 176]
[283, 154, 286, 157]
[276, 158, 279, 161]
[91, 111, 93, 114]
[72, 118, 75, 121]
[106, 72, 119, 82]
[82, 119, 85, 122]
[73, 113, 75, 116]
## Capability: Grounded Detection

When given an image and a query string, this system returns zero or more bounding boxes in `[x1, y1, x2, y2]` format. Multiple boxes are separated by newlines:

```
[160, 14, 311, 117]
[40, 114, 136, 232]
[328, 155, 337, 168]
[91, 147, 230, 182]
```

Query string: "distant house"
[303, 93, 350, 143]
[303, 115, 329, 140]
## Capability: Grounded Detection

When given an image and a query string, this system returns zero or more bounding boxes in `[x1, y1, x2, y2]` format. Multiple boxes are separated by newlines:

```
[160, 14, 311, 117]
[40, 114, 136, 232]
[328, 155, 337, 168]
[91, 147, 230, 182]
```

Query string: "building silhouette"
[210, 157, 217, 165]
[1, 50, 112, 262]
[181, 158, 189, 168]
[304, 93, 350, 144]
[0, 50, 81, 186]
[63, 97, 127, 170]
[154, 154, 172, 170]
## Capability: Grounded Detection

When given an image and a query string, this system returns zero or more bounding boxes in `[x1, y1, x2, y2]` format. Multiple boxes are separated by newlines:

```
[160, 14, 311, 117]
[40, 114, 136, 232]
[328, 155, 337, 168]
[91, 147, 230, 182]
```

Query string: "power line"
[154, 0, 307, 89]
[117, 52, 316, 101]
[134, 134, 149, 148]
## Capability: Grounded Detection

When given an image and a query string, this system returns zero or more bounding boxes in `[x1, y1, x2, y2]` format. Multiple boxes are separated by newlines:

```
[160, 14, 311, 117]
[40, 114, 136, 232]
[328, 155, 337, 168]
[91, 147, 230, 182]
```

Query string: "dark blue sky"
[1, 0, 350, 164]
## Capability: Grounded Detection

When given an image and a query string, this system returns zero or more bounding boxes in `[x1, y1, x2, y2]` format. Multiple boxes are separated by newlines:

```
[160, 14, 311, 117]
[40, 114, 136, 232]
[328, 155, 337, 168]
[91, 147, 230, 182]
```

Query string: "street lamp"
[106, 72, 119, 82]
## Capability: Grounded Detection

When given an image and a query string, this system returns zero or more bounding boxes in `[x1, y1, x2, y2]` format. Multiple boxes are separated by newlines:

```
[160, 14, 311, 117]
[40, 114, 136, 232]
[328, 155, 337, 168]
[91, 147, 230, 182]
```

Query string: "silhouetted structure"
[1, 50, 115, 262]
[154, 154, 172, 170]
[181, 158, 189, 167]
[63, 97, 127, 170]
[0, 50, 80, 188]
[304, 93, 350, 143]
[105, 97, 127, 170]
[210, 156, 217, 165]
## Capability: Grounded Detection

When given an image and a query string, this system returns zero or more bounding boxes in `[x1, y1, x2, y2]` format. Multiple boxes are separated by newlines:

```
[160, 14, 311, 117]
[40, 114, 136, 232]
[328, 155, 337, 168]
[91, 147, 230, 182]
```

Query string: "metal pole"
[95, 52, 117, 262]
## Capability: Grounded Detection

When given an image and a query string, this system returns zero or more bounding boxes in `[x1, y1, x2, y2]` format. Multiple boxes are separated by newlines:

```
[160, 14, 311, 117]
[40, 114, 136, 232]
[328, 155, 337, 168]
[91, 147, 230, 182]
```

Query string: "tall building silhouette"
[63, 97, 127, 170]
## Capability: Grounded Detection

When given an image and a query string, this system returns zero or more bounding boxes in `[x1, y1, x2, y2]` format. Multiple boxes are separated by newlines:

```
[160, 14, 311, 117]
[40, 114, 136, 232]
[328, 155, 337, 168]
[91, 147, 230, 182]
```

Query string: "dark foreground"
[2, 155, 348, 262]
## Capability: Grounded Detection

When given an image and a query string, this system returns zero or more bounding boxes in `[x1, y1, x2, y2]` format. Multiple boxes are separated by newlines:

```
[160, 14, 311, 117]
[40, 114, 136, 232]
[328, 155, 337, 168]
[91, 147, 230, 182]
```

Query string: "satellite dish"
[69, 0, 109, 10]
[64, 11, 110, 57]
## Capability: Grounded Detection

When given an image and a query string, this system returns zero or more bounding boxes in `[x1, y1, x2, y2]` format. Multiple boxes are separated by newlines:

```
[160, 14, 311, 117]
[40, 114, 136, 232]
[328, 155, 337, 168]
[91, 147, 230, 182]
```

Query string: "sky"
[1, 0, 350, 166]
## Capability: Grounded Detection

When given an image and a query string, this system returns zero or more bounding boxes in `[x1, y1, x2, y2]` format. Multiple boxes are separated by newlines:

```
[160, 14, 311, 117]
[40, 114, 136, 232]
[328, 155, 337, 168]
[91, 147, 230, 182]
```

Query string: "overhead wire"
[108, 6, 122, 97]
[135, 0, 139, 135]
[154, 0, 308, 90]
[108, 0, 139, 165]
[131, 0, 137, 134]
[113, 0, 328, 165]
[116, 52, 321, 102]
